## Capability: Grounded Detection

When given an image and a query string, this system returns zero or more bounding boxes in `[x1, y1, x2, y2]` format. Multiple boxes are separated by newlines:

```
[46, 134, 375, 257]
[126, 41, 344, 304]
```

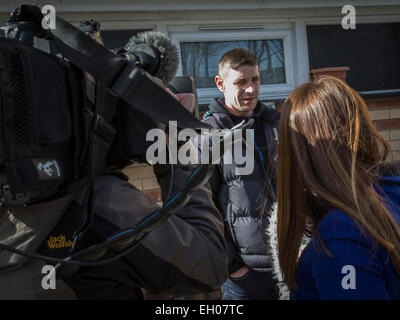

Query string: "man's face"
[216, 64, 260, 117]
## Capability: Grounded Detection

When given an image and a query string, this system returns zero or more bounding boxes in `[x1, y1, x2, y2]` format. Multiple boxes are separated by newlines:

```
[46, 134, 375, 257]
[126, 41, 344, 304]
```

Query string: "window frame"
[171, 29, 295, 104]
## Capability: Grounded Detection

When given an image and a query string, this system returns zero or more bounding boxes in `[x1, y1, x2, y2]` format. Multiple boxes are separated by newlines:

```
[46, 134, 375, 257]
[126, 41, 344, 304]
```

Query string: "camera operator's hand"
[165, 88, 195, 114]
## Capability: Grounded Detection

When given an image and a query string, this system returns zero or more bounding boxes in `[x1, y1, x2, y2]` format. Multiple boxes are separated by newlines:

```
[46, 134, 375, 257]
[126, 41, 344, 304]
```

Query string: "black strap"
[52, 18, 210, 130]
[52, 29, 209, 130]
[51, 18, 125, 87]
[110, 67, 209, 130]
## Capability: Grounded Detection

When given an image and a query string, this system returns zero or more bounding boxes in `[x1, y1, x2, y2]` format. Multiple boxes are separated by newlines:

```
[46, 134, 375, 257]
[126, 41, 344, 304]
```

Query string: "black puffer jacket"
[203, 98, 280, 274]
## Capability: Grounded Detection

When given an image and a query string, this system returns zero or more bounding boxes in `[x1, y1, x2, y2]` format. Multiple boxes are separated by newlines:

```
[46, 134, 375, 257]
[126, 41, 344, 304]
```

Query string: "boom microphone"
[124, 31, 179, 85]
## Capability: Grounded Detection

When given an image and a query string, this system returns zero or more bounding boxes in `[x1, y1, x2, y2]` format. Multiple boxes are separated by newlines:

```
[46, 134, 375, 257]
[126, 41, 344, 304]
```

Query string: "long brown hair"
[277, 75, 400, 290]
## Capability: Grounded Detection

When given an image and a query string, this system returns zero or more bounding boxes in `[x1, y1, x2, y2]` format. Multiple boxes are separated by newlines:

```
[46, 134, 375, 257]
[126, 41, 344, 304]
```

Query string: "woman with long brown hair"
[277, 75, 400, 299]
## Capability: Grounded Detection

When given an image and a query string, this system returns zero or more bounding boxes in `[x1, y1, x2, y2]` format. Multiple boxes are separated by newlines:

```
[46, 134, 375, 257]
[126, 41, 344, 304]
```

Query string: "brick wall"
[367, 97, 400, 167]
[122, 163, 162, 204]
[122, 97, 400, 198]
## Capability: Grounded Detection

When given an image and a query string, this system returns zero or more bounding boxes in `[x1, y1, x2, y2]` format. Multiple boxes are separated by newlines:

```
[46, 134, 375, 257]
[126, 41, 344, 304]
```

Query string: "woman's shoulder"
[316, 209, 371, 244]
[317, 175, 400, 241]
[317, 209, 356, 231]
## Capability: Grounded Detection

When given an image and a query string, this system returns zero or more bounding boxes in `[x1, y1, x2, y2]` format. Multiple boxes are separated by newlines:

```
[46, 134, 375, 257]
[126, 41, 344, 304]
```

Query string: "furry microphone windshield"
[124, 31, 179, 85]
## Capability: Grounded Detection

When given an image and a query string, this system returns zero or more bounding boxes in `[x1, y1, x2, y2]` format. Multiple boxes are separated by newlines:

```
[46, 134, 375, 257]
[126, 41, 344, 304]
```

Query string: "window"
[307, 23, 400, 96]
[172, 29, 295, 105]
[180, 39, 286, 88]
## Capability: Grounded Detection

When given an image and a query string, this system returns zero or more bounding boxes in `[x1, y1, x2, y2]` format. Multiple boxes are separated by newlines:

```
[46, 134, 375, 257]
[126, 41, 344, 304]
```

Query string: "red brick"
[366, 99, 376, 108]
[143, 190, 162, 202]
[375, 119, 400, 130]
[375, 98, 400, 108]
[367, 98, 400, 109]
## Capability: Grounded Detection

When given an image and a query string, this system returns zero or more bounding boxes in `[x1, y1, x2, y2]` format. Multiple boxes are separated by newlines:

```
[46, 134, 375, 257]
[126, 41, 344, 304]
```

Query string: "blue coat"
[291, 175, 400, 300]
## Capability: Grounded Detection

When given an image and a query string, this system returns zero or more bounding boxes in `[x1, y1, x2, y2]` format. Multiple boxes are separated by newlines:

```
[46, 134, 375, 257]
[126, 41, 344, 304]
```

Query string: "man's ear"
[215, 75, 225, 92]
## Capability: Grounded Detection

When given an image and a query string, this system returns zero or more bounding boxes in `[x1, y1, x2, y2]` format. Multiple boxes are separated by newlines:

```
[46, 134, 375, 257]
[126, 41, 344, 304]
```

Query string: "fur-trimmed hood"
[266, 202, 311, 300]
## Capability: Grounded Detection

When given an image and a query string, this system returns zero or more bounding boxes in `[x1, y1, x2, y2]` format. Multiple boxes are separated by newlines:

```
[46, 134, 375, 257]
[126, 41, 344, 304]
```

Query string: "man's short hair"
[218, 48, 258, 78]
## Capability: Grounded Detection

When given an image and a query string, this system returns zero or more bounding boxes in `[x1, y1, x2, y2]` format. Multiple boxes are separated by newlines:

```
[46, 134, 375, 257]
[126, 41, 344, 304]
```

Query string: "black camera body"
[0, 4, 206, 207]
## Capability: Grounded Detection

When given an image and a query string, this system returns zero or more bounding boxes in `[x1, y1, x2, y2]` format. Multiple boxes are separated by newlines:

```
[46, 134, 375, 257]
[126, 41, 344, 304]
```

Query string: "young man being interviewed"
[203, 48, 280, 300]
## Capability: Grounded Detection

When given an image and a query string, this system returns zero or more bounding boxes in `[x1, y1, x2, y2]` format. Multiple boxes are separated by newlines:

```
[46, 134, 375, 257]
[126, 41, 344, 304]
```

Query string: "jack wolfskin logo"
[47, 235, 73, 249]
[32, 159, 61, 180]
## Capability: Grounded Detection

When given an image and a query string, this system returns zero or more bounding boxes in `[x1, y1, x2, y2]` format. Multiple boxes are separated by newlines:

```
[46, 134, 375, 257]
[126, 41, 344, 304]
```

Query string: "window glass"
[180, 39, 286, 88]
[307, 23, 400, 92]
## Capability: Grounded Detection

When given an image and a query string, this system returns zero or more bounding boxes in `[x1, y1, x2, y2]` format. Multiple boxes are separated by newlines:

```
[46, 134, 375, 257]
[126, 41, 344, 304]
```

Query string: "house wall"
[368, 98, 400, 165]
[123, 163, 162, 204]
